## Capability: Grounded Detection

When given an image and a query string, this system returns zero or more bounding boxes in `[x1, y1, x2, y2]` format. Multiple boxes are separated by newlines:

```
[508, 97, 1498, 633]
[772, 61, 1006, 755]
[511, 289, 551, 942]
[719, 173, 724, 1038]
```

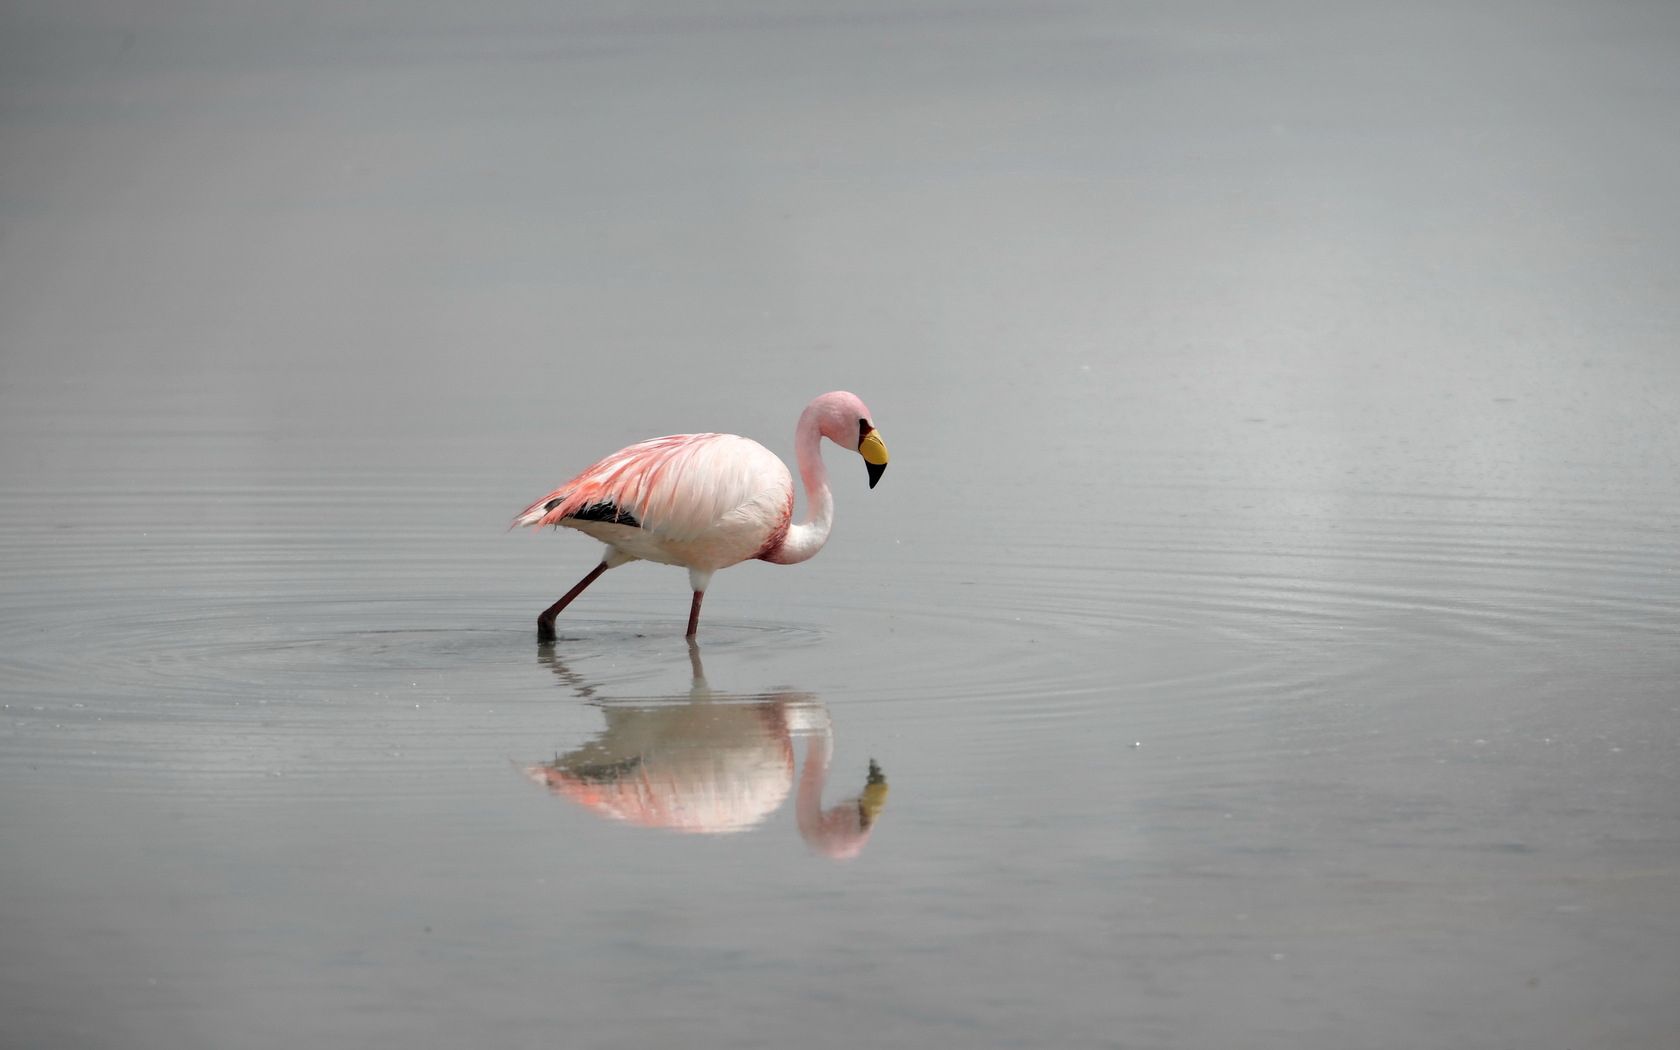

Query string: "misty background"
[3, 2, 1678, 1048]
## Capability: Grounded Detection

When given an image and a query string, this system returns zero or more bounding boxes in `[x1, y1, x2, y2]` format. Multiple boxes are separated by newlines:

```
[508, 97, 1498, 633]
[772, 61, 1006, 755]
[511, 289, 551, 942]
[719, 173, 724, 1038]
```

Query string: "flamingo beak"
[859, 429, 889, 488]
[858, 759, 889, 828]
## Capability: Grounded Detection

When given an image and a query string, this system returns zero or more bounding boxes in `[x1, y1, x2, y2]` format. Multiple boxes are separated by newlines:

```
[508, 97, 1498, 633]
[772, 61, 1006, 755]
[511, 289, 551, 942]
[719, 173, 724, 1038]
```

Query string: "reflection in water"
[526, 644, 887, 859]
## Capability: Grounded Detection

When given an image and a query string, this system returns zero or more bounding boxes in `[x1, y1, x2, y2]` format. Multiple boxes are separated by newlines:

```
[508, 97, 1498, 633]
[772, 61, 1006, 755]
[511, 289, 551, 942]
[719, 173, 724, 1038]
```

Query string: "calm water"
[4, 2, 1679, 1048]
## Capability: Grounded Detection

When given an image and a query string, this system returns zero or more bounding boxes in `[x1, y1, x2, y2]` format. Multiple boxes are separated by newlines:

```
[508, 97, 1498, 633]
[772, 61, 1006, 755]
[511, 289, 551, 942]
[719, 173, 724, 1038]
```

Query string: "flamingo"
[527, 644, 889, 858]
[512, 390, 889, 640]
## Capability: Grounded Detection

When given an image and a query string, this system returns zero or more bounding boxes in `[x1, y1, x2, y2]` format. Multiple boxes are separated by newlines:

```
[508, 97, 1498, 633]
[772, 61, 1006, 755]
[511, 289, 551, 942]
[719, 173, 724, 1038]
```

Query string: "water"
[4, 2, 1679, 1047]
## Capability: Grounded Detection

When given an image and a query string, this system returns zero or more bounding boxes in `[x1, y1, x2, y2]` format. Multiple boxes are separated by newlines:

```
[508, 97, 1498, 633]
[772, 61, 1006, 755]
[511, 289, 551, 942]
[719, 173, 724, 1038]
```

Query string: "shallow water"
[4, 2, 1680, 1048]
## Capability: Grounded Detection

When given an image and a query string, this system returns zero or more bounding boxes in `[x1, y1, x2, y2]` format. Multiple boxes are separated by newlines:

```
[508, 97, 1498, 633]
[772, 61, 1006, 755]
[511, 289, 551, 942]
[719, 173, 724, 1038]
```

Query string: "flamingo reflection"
[526, 644, 887, 859]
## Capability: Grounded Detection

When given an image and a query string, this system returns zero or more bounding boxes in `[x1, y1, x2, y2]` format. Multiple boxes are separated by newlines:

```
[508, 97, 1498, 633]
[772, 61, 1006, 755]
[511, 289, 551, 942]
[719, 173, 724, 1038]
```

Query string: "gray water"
[4, 2, 1679, 1048]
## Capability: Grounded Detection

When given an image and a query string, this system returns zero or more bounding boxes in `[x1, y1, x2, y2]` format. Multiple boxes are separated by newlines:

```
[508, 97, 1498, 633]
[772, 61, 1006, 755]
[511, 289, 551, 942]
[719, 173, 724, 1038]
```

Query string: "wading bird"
[512, 391, 889, 640]
[526, 645, 889, 858]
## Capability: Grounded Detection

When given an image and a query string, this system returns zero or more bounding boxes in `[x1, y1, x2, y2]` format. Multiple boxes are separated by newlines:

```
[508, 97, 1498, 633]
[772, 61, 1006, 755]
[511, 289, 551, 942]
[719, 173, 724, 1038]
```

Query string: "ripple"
[822, 498, 1680, 769]
[0, 594, 818, 696]
[4, 472, 1678, 799]
[0, 577, 827, 799]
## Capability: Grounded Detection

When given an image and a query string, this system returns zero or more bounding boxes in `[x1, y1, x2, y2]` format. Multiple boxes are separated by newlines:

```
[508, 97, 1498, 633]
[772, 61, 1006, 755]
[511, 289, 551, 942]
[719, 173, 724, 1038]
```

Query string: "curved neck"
[795, 731, 871, 859]
[766, 405, 833, 565]
[794, 731, 835, 835]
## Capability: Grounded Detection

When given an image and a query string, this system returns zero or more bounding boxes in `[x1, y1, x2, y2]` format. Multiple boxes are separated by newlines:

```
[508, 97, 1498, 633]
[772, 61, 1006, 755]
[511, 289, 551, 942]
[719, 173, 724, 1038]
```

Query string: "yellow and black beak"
[859, 426, 889, 489]
[858, 759, 888, 828]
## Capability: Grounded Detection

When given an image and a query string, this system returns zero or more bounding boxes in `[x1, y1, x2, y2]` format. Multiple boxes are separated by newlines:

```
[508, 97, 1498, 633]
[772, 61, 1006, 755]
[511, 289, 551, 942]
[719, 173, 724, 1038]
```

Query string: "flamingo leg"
[537, 562, 609, 642]
[686, 590, 704, 638]
[685, 637, 705, 681]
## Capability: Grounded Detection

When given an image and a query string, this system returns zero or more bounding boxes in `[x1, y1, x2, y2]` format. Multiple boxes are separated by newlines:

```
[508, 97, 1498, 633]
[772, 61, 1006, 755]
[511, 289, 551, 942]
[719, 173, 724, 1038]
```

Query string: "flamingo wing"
[512, 433, 790, 543]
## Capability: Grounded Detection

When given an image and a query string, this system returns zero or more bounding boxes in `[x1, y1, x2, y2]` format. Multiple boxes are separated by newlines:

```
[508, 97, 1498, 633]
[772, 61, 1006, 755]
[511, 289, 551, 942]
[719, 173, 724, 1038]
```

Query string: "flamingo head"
[801, 759, 890, 860]
[810, 390, 890, 489]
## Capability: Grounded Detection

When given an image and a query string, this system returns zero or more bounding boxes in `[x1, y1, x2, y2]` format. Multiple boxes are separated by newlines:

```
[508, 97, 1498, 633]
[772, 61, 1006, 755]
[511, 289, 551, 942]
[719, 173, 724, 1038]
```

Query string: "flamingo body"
[513, 391, 887, 638]
[525, 647, 888, 857]
[514, 433, 794, 570]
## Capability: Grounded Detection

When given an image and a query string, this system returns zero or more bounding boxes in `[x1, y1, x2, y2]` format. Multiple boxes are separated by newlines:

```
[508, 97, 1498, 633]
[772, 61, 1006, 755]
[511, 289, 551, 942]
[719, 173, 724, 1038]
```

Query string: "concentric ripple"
[3, 469, 1677, 799]
[798, 493, 1680, 772]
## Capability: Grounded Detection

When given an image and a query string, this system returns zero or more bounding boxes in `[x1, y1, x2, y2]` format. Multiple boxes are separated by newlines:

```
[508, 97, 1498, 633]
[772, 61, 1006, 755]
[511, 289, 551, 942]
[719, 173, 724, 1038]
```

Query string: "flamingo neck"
[795, 732, 835, 834]
[794, 731, 870, 859]
[765, 405, 833, 565]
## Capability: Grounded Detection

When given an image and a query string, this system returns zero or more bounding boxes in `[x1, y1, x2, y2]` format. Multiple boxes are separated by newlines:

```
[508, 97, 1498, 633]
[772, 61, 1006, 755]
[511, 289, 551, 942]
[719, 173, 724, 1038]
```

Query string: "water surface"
[3, 2, 1679, 1048]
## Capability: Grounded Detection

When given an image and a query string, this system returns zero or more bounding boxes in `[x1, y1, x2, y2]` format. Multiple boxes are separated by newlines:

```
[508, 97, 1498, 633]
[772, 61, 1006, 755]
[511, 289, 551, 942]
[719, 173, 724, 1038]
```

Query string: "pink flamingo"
[512, 391, 889, 639]
[526, 645, 889, 857]
[525, 706, 888, 857]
